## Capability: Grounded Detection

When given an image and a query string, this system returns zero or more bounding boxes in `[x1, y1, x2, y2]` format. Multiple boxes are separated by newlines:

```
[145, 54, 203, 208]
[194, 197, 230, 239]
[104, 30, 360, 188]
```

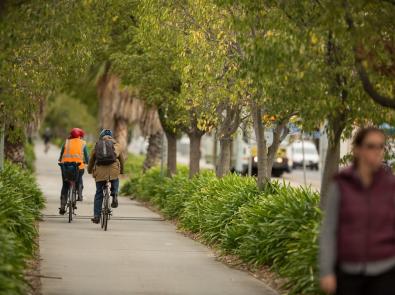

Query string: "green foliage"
[180, 174, 259, 244]
[42, 94, 98, 140]
[24, 142, 36, 172]
[123, 153, 145, 176]
[226, 186, 322, 294]
[121, 170, 323, 294]
[0, 161, 45, 294]
[0, 228, 26, 295]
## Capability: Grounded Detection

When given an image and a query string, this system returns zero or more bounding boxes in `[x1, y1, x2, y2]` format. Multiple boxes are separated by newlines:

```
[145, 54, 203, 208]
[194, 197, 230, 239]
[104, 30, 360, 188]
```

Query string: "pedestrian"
[43, 127, 52, 153]
[87, 129, 124, 224]
[319, 126, 395, 295]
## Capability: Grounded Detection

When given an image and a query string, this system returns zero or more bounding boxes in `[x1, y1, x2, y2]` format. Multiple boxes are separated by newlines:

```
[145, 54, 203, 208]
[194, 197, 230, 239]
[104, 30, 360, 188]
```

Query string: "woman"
[320, 127, 395, 295]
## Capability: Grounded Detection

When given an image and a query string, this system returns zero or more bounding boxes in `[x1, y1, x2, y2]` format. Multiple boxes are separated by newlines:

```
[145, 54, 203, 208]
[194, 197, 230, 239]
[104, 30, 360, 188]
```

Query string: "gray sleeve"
[319, 182, 340, 278]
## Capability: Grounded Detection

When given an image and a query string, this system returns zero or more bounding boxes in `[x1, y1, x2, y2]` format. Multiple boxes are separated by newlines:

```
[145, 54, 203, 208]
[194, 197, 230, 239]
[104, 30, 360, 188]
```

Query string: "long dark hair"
[352, 127, 385, 165]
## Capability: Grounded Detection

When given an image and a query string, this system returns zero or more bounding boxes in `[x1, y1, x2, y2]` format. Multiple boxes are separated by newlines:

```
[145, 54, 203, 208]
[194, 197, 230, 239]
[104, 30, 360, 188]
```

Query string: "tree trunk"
[165, 131, 177, 177]
[97, 63, 118, 130]
[216, 104, 240, 177]
[320, 120, 345, 208]
[266, 120, 289, 178]
[252, 104, 268, 190]
[320, 31, 349, 206]
[5, 133, 24, 166]
[114, 117, 128, 159]
[216, 137, 232, 178]
[143, 132, 162, 172]
[188, 131, 202, 178]
[0, 122, 4, 171]
[212, 130, 218, 170]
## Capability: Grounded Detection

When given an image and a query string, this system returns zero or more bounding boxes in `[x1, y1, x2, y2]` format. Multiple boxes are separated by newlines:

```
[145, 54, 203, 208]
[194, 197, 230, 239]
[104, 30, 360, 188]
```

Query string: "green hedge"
[0, 162, 45, 295]
[122, 168, 323, 294]
[24, 142, 36, 172]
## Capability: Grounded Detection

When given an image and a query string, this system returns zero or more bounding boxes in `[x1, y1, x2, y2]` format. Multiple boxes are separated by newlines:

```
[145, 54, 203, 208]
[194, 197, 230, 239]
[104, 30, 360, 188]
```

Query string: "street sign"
[288, 123, 301, 135]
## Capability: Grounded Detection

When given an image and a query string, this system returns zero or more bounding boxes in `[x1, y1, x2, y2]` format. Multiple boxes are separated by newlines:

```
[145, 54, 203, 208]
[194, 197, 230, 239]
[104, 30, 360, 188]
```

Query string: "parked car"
[288, 141, 319, 170]
[240, 146, 291, 177]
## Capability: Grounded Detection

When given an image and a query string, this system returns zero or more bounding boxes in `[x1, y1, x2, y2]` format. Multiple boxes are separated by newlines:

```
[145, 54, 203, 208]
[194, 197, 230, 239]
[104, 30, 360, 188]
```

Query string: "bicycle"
[100, 180, 112, 231]
[59, 162, 81, 223]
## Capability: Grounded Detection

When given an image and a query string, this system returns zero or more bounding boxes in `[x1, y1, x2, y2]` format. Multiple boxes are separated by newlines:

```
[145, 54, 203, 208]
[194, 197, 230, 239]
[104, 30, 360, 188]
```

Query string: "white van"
[288, 141, 319, 170]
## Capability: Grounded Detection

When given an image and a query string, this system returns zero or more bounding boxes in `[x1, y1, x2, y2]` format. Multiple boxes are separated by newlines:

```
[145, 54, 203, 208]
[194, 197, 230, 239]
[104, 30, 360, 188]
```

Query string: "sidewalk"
[36, 142, 277, 295]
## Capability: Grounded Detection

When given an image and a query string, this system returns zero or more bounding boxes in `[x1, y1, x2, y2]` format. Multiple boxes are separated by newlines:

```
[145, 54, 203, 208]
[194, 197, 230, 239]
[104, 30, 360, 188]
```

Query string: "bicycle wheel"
[103, 193, 109, 231]
[68, 189, 73, 223]
[100, 207, 106, 229]
[78, 183, 83, 201]
[72, 188, 77, 210]
[101, 190, 107, 229]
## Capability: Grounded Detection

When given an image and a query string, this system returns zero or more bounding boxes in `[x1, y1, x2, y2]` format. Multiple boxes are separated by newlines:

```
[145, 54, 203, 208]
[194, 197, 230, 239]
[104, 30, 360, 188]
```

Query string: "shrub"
[24, 142, 36, 172]
[0, 228, 25, 295]
[121, 168, 323, 294]
[0, 161, 44, 294]
[180, 173, 260, 245]
[227, 185, 322, 294]
[123, 153, 145, 176]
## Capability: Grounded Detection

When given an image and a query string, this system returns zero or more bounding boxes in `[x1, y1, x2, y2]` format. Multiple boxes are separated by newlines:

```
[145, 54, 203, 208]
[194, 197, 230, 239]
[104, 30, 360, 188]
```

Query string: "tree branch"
[344, 0, 395, 109]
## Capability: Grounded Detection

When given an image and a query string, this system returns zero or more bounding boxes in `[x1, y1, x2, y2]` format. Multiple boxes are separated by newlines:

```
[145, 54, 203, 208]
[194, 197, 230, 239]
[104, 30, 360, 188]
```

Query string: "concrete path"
[36, 142, 277, 295]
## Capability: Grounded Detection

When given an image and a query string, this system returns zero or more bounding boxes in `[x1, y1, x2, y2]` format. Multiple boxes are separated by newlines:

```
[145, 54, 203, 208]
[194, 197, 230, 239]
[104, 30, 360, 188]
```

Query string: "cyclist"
[87, 129, 124, 224]
[58, 128, 89, 215]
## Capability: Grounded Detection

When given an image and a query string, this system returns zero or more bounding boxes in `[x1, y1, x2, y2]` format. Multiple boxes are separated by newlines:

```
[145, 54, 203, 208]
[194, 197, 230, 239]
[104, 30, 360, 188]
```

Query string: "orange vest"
[60, 138, 86, 169]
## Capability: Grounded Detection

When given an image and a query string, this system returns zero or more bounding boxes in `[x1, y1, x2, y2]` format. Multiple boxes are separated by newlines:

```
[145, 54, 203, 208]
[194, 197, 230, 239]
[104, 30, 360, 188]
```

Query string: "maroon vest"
[335, 166, 395, 263]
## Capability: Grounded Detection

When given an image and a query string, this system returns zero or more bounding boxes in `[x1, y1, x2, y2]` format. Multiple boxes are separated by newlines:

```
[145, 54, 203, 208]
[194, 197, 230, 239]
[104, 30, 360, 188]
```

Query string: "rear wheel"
[68, 189, 73, 223]
[271, 169, 283, 178]
[103, 194, 109, 231]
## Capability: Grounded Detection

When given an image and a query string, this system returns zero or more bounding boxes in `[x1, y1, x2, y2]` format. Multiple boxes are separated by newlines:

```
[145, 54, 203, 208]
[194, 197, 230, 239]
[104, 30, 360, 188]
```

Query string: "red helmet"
[70, 128, 85, 138]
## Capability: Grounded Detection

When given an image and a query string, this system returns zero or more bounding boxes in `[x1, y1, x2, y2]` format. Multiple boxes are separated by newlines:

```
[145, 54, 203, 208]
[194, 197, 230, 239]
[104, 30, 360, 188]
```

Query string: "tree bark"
[212, 130, 218, 170]
[320, 119, 346, 208]
[252, 103, 268, 190]
[188, 131, 202, 178]
[97, 62, 118, 130]
[165, 131, 177, 177]
[266, 119, 289, 178]
[320, 29, 349, 206]
[114, 117, 128, 159]
[143, 132, 162, 172]
[5, 133, 24, 166]
[216, 104, 240, 177]
[216, 137, 232, 177]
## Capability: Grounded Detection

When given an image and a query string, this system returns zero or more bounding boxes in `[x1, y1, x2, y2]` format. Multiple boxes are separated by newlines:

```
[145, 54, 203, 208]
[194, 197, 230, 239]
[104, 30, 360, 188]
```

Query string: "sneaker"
[111, 196, 118, 208]
[91, 217, 100, 224]
[59, 195, 66, 215]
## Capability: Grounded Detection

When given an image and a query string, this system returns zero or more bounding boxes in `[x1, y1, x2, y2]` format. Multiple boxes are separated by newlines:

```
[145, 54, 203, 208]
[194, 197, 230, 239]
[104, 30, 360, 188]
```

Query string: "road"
[280, 168, 321, 191]
[36, 142, 277, 295]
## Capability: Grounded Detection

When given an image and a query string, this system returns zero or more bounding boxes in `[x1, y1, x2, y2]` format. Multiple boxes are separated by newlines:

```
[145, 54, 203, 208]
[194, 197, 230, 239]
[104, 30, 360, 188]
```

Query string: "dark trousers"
[61, 169, 84, 197]
[336, 266, 395, 295]
[93, 179, 119, 217]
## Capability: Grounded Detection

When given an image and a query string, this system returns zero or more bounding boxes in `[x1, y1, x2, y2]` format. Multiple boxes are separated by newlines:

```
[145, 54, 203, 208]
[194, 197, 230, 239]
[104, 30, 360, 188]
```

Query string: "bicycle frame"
[59, 162, 80, 223]
[100, 180, 112, 231]
[66, 179, 77, 223]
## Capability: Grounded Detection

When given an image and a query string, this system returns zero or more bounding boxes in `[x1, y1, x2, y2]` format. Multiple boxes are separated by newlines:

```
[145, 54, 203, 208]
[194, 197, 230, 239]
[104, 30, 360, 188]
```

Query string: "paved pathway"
[37, 142, 277, 295]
